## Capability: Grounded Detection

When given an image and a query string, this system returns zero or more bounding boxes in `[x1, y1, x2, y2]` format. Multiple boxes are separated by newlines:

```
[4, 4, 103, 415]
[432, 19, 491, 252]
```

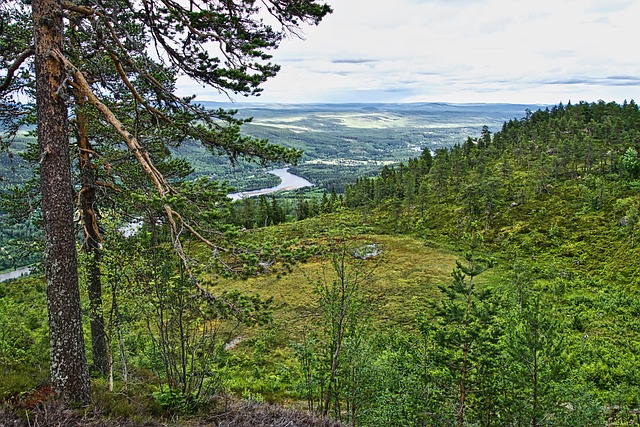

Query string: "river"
[0, 266, 32, 283]
[119, 168, 313, 237]
[227, 167, 314, 200]
[0, 170, 312, 273]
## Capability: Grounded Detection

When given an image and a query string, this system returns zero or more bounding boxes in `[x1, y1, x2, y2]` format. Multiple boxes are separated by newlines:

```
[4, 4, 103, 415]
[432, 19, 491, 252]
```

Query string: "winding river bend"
[0, 267, 32, 283]
[0, 169, 313, 282]
[228, 167, 314, 200]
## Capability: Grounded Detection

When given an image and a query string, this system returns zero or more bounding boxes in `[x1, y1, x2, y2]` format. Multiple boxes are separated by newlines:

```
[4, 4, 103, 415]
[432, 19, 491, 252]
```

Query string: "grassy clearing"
[200, 214, 509, 404]
[200, 226, 471, 403]
[210, 232, 460, 341]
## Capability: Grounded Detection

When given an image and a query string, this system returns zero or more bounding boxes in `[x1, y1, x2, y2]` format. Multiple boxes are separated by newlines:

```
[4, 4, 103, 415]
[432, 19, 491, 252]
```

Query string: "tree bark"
[33, 0, 91, 403]
[76, 92, 109, 376]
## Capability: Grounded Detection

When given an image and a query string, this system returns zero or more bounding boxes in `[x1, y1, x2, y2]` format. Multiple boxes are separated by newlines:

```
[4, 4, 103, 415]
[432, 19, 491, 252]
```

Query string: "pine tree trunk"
[76, 94, 109, 376]
[88, 244, 109, 375]
[33, 0, 91, 403]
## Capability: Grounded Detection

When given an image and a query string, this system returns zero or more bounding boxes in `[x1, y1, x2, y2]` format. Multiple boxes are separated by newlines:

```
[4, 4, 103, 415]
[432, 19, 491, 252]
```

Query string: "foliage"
[2, 0, 332, 402]
[4, 100, 640, 425]
[340, 100, 640, 425]
[292, 240, 378, 424]
[0, 276, 49, 400]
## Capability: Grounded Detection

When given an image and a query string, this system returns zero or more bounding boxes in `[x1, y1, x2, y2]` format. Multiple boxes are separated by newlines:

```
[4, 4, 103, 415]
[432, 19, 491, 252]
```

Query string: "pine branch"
[106, 51, 172, 124]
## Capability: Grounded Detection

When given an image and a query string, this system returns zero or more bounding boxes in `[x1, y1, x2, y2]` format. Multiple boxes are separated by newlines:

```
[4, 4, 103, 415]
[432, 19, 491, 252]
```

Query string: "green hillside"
[204, 101, 640, 425]
[2, 100, 640, 426]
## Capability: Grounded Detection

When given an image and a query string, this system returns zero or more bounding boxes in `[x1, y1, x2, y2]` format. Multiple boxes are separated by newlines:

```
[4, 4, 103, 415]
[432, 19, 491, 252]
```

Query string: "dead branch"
[53, 49, 173, 198]
[0, 46, 34, 93]
[95, 180, 120, 192]
[77, 186, 102, 248]
[61, 1, 96, 16]
[50, 49, 233, 292]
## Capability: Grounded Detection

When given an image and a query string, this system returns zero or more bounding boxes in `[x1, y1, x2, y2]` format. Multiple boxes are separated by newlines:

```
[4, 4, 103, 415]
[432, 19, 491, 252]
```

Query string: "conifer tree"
[1, 0, 331, 402]
[428, 229, 494, 427]
[503, 287, 567, 426]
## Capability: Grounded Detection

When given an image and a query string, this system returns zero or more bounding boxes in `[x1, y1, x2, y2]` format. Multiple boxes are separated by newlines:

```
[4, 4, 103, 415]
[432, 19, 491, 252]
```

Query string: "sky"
[178, 0, 640, 105]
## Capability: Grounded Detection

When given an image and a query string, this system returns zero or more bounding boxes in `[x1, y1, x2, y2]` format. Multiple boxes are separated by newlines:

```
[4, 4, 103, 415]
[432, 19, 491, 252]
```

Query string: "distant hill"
[1, 103, 543, 192]
[188, 102, 545, 191]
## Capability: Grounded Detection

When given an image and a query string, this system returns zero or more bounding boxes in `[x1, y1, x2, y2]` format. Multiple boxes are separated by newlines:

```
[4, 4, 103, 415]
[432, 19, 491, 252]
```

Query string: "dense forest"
[0, 102, 527, 273]
[2, 100, 640, 426]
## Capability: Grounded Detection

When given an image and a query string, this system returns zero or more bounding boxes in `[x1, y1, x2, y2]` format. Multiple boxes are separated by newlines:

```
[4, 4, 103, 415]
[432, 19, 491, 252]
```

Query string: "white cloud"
[178, 0, 640, 104]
